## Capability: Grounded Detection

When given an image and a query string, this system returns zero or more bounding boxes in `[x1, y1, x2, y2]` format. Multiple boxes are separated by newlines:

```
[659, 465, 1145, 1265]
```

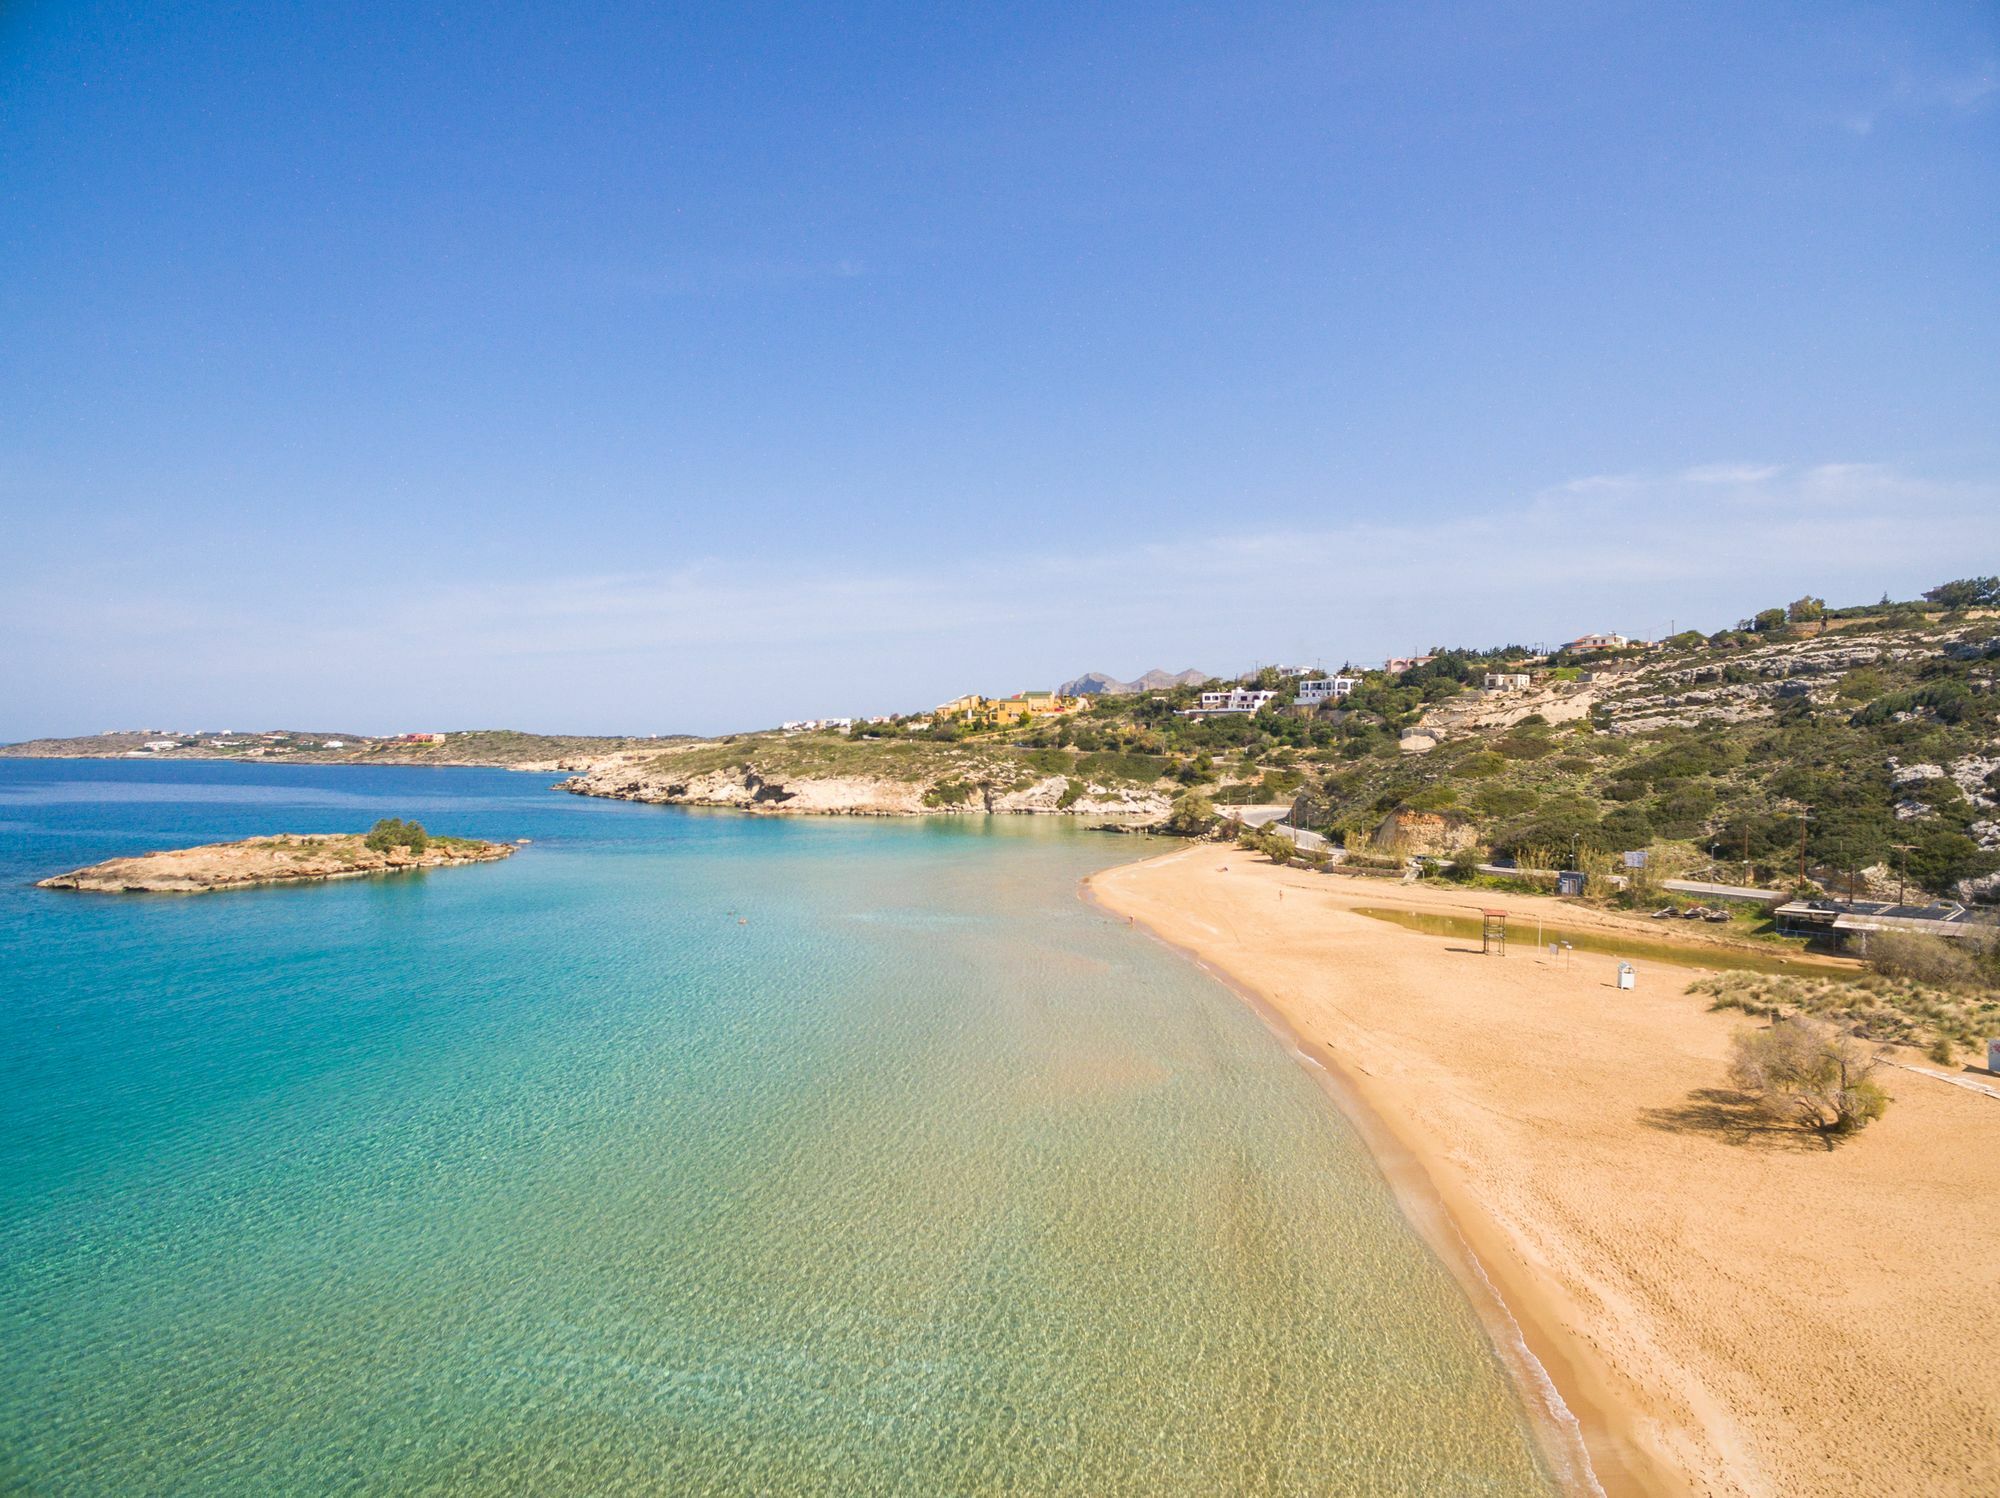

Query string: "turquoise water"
[0, 761, 1560, 1494]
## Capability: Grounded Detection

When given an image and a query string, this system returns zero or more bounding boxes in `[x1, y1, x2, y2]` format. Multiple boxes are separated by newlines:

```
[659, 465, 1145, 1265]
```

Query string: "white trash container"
[1616, 962, 1636, 991]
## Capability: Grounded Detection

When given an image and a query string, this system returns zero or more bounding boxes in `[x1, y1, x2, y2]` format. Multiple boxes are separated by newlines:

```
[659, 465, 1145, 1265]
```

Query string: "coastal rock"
[559, 755, 1174, 824]
[39, 832, 515, 893]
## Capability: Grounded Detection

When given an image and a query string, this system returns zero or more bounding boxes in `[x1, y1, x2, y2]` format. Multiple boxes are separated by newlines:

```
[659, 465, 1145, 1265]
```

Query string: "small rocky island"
[38, 819, 516, 894]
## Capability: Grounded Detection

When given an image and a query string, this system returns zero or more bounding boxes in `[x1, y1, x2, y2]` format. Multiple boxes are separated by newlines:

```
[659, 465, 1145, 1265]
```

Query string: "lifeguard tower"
[1479, 908, 1507, 956]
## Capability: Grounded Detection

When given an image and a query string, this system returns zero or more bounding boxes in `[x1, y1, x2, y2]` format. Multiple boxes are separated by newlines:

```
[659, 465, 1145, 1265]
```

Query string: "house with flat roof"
[1188, 689, 1278, 716]
[1773, 898, 1993, 949]
[1563, 633, 1628, 653]
[1296, 676, 1360, 706]
[1484, 672, 1532, 692]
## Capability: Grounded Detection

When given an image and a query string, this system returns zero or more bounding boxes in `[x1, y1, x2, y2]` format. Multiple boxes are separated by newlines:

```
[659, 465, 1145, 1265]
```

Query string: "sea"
[0, 759, 1562, 1494]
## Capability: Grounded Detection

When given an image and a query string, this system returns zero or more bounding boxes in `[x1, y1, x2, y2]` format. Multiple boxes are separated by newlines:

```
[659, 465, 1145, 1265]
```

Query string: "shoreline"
[1083, 855, 1629, 1497]
[1086, 843, 2000, 1498]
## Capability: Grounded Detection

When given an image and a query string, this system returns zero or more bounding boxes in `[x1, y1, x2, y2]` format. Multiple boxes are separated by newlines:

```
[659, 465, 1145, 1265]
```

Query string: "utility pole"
[1892, 843, 1917, 910]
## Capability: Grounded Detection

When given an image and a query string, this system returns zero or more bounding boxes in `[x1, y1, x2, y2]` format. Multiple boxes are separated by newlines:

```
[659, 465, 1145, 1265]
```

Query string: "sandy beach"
[1088, 845, 2000, 1498]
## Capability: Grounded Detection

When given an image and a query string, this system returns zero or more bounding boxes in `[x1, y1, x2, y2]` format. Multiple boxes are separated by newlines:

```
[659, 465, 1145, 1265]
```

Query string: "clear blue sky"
[3, 1, 1994, 736]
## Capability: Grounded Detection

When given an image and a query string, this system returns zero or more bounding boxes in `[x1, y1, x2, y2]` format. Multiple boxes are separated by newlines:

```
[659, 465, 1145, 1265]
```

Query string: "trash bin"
[1616, 962, 1636, 991]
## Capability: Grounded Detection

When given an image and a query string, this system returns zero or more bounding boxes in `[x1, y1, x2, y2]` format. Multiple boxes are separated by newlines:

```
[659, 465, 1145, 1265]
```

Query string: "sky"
[2, 1, 1995, 738]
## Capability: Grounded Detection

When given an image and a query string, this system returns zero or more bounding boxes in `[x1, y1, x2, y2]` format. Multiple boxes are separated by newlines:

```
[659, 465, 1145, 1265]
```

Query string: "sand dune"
[1088, 846, 2000, 1497]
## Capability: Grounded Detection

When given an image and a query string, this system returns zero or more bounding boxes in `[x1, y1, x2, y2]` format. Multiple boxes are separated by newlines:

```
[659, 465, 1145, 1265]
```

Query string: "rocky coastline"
[557, 753, 1175, 823]
[39, 833, 517, 893]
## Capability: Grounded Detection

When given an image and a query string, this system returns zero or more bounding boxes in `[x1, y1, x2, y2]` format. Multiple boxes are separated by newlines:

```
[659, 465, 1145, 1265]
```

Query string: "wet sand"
[1088, 845, 2000, 1497]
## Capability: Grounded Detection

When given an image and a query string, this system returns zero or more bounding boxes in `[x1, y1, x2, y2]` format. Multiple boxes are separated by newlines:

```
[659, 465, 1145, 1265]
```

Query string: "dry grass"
[1691, 969, 2000, 1055]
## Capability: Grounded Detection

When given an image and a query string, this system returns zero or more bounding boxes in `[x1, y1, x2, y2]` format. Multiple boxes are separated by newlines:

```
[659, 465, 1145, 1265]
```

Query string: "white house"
[1483, 673, 1531, 692]
[1192, 689, 1279, 715]
[1563, 633, 1628, 653]
[1297, 676, 1361, 706]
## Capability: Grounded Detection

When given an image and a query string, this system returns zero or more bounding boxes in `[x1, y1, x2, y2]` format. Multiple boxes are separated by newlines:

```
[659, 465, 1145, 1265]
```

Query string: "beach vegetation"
[1694, 967, 1999, 1055]
[1866, 931, 1987, 989]
[1727, 1017, 1889, 1145]
[1163, 791, 1217, 837]
[1236, 824, 1294, 863]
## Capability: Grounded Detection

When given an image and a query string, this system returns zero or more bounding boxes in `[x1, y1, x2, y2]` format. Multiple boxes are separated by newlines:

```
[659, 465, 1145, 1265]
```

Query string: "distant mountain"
[1058, 668, 1209, 696]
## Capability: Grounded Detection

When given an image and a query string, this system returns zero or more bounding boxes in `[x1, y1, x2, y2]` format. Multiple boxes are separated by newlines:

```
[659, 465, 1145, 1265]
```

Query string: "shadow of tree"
[1638, 1088, 1824, 1152]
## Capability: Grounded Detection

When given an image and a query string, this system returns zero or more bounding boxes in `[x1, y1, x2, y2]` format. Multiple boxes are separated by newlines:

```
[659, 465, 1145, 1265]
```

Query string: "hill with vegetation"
[564, 579, 1999, 905]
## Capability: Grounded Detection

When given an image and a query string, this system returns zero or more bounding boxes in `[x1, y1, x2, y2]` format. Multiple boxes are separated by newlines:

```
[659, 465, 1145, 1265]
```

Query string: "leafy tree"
[1786, 595, 1826, 623]
[1728, 1017, 1888, 1146]
[364, 817, 428, 854]
[1922, 576, 1999, 610]
[1163, 791, 1217, 837]
[1752, 607, 1788, 632]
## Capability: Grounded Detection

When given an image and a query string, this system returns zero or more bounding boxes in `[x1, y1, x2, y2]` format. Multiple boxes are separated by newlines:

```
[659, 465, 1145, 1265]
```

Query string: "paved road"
[1661, 878, 1783, 902]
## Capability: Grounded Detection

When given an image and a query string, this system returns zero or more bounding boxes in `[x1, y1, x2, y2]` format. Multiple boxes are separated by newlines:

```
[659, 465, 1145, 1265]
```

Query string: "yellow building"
[932, 692, 1089, 725]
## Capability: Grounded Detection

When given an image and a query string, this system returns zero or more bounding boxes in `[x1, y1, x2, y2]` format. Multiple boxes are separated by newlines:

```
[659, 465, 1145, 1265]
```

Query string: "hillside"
[1290, 609, 2000, 903]
[570, 589, 1995, 904]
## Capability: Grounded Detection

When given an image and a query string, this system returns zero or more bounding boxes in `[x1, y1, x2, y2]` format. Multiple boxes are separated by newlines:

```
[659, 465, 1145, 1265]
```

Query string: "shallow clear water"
[0, 761, 1558, 1494]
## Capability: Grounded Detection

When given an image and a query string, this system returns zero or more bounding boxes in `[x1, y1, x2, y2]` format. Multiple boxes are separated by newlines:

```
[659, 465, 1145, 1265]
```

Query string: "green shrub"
[922, 780, 975, 808]
[1473, 785, 1538, 818]
[1164, 792, 1216, 837]
[1403, 784, 1458, 812]
[364, 818, 428, 854]
[1868, 931, 1982, 988]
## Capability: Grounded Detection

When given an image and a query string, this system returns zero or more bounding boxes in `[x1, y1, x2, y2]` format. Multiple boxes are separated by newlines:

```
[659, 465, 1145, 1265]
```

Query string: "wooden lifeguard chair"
[1479, 908, 1507, 956]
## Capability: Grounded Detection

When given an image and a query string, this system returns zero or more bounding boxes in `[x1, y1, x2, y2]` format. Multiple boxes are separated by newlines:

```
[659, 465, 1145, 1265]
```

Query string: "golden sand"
[1088, 845, 2000, 1497]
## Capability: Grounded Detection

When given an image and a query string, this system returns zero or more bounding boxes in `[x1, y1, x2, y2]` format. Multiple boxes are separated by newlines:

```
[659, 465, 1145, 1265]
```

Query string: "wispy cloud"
[1841, 62, 1998, 135]
[1678, 462, 1786, 485]
[3, 461, 1992, 735]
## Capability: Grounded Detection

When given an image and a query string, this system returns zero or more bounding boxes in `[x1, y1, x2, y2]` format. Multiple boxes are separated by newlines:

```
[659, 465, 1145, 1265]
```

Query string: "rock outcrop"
[1370, 809, 1477, 855]
[559, 755, 1174, 823]
[39, 833, 515, 893]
